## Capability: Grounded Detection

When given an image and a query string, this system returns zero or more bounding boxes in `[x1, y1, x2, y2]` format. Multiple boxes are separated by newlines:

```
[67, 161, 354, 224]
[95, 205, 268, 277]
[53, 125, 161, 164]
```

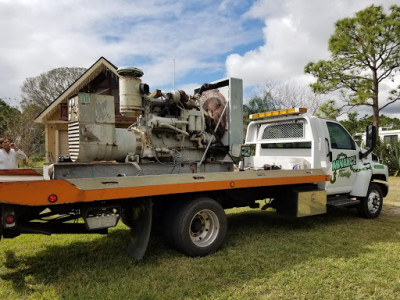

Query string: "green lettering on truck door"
[330, 153, 357, 184]
[332, 153, 356, 171]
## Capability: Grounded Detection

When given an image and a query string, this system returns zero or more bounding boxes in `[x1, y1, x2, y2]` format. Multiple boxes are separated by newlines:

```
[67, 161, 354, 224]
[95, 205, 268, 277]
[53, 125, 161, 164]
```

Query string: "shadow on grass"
[1, 207, 399, 298]
[225, 206, 399, 260]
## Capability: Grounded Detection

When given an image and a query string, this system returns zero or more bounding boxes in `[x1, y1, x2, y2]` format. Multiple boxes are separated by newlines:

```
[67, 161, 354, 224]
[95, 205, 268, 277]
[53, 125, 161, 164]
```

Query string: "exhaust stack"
[117, 67, 149, 117]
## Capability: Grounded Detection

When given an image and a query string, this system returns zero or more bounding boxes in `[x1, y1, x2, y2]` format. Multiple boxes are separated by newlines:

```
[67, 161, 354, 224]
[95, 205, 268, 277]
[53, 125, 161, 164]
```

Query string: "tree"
[342, 113, 361, 133]
[21, 67, 86, 108]
[0, 98, 21, 137]
[339, 112, 400, 141]
[17, 67, 86, 161]
[243, 92, 276, 118]
[305, 5, 400, 134]
[0, 98, 44, 160]
[314, 100, 342, 119]
[243, 82, 326, 124]
[11, 101, 45, 160]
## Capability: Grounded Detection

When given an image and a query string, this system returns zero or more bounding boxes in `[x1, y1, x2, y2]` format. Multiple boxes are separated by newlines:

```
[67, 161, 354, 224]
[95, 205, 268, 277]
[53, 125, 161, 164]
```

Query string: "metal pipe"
[158, 123, 190, 136]
[197, 103, 228, 168]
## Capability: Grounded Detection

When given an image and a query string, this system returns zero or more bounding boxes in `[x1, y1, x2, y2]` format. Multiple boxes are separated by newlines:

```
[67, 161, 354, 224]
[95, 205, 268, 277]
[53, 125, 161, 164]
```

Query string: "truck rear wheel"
[357, 183, 383, 219]
[164, 197, 227, 257]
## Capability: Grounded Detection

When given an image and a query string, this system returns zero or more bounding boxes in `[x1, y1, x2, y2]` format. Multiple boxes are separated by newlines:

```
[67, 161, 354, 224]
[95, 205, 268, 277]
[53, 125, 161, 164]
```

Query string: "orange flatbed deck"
[0, 169, 329, 206]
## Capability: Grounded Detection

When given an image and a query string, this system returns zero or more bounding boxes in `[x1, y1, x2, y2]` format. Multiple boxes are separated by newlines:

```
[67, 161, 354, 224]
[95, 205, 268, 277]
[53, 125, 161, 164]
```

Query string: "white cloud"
[226, 0, 400, 117]
[0, 0, 259, 105]
[1, 0, 399, 120]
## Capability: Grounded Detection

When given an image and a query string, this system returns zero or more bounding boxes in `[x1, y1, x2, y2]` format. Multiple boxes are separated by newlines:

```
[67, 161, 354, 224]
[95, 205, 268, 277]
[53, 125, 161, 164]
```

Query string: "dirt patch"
[383, 205, 400, 216]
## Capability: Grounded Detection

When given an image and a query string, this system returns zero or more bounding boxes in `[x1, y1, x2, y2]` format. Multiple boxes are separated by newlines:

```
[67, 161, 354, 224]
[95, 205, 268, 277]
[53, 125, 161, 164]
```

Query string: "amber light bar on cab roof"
[249, 108, 308, 120]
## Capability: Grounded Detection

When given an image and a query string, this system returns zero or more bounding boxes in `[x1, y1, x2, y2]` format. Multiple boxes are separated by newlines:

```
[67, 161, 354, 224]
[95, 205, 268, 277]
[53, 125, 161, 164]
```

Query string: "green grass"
[1, 179, 400, 299]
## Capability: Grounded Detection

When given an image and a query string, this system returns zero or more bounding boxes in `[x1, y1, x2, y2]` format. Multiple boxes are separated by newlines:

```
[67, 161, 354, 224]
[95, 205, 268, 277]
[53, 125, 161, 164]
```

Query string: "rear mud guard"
[126, 199, 153, 260]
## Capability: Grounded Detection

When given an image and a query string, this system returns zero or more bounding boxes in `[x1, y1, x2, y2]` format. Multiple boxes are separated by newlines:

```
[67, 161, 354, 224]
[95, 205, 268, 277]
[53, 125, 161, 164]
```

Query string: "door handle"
[325, 138, 332, 162]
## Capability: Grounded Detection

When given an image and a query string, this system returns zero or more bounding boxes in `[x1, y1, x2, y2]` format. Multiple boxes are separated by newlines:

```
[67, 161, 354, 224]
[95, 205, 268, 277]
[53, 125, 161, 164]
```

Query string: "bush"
[375, 141, 400, 176]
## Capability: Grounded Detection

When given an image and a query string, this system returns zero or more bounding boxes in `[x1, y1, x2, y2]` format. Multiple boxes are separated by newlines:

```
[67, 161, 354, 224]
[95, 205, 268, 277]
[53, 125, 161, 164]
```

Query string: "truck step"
[327, 198, 360, 208]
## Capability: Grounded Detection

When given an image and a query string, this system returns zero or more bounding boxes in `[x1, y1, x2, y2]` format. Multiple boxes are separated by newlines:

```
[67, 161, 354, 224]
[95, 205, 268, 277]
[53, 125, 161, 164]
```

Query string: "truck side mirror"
[360, 125, 377, 159]
[366, 125, 376, 149]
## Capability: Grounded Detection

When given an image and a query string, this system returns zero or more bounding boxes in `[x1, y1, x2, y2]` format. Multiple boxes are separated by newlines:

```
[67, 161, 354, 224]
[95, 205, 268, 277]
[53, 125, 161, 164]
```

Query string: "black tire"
[357, 183, 383, 219]
[164, 197, 227, 257]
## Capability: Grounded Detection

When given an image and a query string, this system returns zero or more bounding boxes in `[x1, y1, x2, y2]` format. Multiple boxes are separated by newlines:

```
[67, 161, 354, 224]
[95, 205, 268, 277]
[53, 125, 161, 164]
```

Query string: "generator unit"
[65, 67, 243, 176]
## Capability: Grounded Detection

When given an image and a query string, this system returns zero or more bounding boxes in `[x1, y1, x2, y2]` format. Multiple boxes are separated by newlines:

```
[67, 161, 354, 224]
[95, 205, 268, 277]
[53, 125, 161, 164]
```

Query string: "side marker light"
[48, 194, 58, 203]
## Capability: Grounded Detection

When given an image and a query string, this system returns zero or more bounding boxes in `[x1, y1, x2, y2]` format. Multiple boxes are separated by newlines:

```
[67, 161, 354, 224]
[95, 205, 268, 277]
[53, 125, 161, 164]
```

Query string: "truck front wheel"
[164, 197, 227, 257]
[357, 183, 383, 219]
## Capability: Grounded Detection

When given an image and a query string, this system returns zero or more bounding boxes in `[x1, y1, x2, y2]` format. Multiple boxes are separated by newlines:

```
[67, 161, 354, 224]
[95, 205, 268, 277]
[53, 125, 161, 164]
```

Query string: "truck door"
[325, 121, 358, 195]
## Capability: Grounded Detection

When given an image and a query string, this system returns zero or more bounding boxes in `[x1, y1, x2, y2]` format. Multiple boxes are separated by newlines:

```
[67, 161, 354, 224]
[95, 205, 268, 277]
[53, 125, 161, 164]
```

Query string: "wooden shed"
[35, 57, 136, 163]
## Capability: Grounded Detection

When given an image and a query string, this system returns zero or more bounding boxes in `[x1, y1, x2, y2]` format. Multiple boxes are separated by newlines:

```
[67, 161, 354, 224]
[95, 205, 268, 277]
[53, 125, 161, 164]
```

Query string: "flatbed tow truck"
[0, 68, 388, 259]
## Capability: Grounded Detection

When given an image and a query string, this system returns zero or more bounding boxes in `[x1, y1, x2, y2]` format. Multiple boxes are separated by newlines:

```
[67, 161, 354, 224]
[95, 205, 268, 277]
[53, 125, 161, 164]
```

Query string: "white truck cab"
[242, 108, 389, 218]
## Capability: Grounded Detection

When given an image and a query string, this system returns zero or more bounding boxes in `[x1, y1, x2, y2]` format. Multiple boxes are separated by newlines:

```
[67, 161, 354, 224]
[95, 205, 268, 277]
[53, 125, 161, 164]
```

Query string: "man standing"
[0, 138, 26, 169]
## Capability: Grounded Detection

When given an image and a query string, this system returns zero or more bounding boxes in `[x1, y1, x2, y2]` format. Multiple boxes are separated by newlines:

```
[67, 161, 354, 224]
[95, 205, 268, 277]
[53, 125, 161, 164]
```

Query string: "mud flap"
[126, 199, 152, 260]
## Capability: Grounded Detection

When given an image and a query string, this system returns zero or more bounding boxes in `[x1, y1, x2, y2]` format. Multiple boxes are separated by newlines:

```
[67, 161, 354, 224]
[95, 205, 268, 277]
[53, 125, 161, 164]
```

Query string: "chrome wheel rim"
[367, 190, 381, 214]
[189, 209, 219, 247]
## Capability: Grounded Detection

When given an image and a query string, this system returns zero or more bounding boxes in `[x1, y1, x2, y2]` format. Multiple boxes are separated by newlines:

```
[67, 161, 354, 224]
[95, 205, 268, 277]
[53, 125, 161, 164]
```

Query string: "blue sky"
[0, 0, 399, 116]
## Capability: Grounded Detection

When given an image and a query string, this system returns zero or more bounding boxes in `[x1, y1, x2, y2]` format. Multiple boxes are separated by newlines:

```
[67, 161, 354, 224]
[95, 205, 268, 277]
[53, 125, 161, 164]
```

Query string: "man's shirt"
[0, 148, 26, 169]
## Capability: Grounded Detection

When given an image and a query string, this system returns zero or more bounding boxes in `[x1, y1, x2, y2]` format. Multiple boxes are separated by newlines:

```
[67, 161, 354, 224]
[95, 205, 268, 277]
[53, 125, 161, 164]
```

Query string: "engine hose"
[197, 83, 219, 95]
